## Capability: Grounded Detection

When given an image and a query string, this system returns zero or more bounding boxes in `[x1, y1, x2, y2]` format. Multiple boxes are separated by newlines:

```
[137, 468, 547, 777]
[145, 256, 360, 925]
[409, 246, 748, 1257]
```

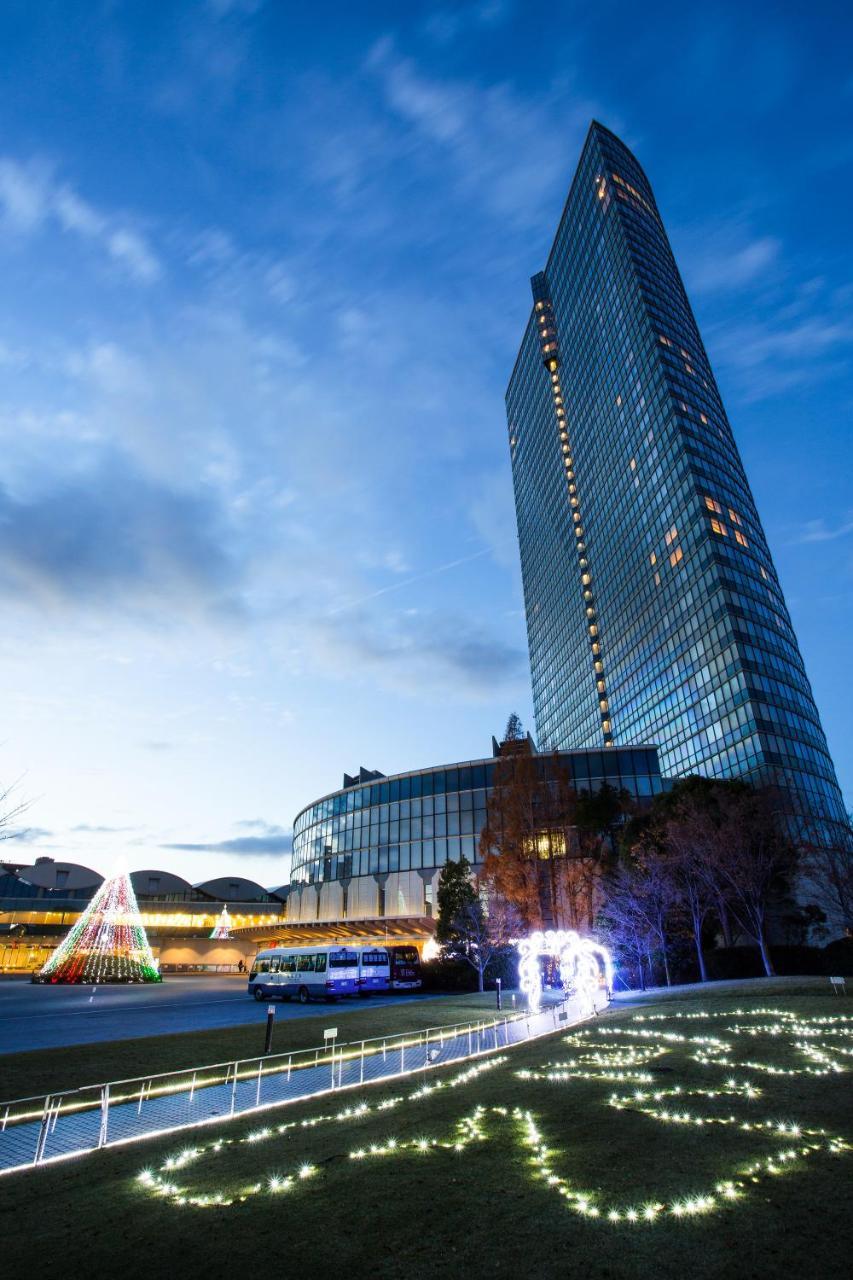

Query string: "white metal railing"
[0, 990, 607, 1176]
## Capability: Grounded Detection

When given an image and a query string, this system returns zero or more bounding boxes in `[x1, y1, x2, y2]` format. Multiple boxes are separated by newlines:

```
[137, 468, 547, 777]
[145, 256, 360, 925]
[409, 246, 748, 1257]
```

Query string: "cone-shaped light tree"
[35, 868, 162, 984]
[209, 905, 232, 940]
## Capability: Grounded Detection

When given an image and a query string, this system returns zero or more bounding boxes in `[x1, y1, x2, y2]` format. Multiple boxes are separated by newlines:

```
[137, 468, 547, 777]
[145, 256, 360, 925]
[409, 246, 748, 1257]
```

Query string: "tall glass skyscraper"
[506, 121, 846, 840]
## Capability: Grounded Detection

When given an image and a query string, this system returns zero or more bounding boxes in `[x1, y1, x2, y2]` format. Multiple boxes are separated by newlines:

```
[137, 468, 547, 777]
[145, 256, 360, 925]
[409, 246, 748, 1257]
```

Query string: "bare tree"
[436, 857, 521, 991]
[712, 788, 796, 976]
[0, 779, 31, 843]
[800, 813, 853, 936]
[597, 861, 658, 991]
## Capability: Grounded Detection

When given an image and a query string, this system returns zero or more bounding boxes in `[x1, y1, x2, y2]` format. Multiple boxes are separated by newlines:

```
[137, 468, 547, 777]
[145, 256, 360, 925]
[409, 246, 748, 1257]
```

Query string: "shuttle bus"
[357, 946, 390, 994]
[248, 946, 359, 1003]
[388, 945, 422, 990]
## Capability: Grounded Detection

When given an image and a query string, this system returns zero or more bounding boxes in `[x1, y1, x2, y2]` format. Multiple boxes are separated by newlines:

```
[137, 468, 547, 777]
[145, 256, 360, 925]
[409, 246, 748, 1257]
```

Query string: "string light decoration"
[209, 906, 232, 940]
[35, 869, 161, 984]
[135, 1007, 849, 1221]
[517, 930, 613, 1014]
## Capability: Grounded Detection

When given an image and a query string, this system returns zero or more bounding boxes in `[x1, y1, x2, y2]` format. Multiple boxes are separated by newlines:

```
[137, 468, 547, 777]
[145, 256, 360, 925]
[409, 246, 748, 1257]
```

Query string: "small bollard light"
[495, 977, 502, 1011]
[264, 1004, 276, 1055]
[512, 993, 516, 1009]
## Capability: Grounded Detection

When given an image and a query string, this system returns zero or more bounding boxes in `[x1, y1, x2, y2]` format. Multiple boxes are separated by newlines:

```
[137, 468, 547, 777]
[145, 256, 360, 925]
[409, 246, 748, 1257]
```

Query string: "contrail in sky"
[326, 546, 497, 616]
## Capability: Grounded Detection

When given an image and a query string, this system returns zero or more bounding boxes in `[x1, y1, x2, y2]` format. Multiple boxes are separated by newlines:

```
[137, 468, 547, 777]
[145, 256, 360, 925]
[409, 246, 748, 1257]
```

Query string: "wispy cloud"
[0, 156, 161, 281]
[791, 516, 853, 544]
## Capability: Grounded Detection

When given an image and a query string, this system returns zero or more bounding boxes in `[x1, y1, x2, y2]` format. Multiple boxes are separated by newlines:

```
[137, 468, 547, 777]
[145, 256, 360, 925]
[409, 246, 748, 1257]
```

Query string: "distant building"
[286, 739, 664, 935]
[505, 121, 846, 845]
[1, 740, 663, 967]
[0, 858, 285, 973]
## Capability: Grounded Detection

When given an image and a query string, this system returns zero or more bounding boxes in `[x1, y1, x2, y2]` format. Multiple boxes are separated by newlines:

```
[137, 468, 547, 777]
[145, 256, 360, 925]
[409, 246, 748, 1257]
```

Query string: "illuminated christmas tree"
[209, 905, 232, 940]
[35, 868, 162, 984]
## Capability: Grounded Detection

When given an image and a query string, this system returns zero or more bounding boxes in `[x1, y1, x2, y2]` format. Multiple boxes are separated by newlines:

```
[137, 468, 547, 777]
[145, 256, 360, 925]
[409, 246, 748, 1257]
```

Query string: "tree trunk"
[477, 963, 485, 992]
[756, 925, 775, 977]
[717, 897, 733, 947]
[693, 911, 708, 982]
[661, 941, 672, 987]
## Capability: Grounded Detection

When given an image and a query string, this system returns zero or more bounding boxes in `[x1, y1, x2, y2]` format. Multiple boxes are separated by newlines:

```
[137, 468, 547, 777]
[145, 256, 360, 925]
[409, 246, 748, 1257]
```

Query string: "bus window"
[330, 950, 358, 967]
[296, 954, 315, 972]
[282, 955, 296, 973]
[362, 950, 388, 966]
[269, 956, 281, 973]
[314, 953, 327, 973]
[257, 959, 270, 973]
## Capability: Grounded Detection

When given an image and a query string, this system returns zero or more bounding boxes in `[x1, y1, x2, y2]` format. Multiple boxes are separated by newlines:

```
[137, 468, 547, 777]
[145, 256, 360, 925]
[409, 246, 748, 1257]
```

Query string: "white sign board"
[324, 1027, 338, 1041]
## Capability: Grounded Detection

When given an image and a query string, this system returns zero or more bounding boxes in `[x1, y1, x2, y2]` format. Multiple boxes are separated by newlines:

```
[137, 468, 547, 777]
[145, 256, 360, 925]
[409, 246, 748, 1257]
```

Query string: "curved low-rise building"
[287, 739, 664, 940]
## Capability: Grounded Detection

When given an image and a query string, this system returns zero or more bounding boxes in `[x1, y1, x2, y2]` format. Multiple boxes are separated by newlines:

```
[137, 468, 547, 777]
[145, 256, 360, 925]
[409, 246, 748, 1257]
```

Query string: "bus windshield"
[329, 951, 358, 968]
[361, 951, 388, 966]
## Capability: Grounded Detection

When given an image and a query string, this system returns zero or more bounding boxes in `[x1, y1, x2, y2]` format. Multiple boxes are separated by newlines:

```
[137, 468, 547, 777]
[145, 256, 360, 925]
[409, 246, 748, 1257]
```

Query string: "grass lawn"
[1, 977, 850, 1280]
[0, 991, 515, 1100]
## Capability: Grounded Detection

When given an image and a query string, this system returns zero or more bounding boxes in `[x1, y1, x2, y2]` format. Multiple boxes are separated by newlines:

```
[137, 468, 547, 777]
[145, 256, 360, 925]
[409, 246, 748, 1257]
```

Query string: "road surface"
[0, 976, 428, 1054]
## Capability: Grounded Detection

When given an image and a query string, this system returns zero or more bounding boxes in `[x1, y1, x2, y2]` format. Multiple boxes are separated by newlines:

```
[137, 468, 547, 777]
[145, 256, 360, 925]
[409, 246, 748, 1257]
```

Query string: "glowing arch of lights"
[517, 930, 613, 1014]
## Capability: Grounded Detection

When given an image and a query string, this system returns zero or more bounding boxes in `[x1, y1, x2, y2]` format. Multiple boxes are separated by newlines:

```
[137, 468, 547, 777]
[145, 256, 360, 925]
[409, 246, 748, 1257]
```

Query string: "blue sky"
[0, 0, 850, 886]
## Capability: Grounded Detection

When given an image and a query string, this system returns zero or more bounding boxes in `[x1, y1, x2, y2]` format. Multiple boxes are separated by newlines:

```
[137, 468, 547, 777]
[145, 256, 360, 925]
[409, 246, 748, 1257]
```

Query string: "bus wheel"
[253, 987, 265, 1001]
[298, 986, 310, 1004]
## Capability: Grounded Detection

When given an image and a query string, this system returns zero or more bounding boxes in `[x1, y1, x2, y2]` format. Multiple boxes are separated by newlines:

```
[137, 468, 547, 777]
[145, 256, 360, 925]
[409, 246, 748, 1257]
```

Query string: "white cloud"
[0, 156, 161, 283]
[792, 516, 853, 544]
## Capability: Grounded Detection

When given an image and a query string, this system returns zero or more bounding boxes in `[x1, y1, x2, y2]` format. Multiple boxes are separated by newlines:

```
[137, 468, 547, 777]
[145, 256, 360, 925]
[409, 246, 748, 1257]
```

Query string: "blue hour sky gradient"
[0, 0, 851, 886]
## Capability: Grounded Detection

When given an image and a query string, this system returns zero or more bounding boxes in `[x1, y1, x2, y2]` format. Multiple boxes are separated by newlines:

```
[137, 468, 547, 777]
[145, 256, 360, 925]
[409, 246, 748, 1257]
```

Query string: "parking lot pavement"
[0, 976, 427, 1054]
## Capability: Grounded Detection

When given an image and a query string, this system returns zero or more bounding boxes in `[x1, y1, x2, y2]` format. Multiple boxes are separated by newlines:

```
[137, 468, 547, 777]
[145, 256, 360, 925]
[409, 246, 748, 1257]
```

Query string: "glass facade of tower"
[506, 122, 846, 839]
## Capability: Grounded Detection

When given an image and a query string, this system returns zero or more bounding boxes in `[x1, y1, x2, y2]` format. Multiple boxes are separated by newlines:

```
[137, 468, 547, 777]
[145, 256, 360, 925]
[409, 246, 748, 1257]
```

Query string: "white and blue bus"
[248, 946, 359, 1003]
[357, 946, 390, 995]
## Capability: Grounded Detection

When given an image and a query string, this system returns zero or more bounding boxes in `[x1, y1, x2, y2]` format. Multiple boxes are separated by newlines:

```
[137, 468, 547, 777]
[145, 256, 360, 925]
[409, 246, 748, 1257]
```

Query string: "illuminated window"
[616, 394, 622, 407]
[654, 571, 661, 586]
[602, 719, 611, 733]
[728, 508, 742, 525]
[665, 526, 677, 546]
[589, 624, 598, 637]
[594, 660, 603, 673]
[599, 699, 609, 712]
[735, 529, 748, 547]
[704, 496, 722, 514]
[669, 546, 683, 567]
[597, 680, 606, 693]
[649, 550, 657, 566]
[760, 565, 769, 581]
[582, 572, 591, 585]
[710, 518, 728, 537]
[700, 412, 708, 425]
[629, 457, 636, 471]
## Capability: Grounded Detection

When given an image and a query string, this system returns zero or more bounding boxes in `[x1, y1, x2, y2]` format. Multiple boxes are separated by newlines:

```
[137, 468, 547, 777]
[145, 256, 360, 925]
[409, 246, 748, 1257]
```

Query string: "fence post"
[230, 1061, 238, 1116]
[33, 1095, 51, 1165]
[360, 1042, 365, 1085]
[189, 1071, 197, 1104]
[288, 1054, 292, 1082]
[255, 1060, 263, 1107]
[98, 1084, 110, 1149]
[401, 1040, 405, 1074]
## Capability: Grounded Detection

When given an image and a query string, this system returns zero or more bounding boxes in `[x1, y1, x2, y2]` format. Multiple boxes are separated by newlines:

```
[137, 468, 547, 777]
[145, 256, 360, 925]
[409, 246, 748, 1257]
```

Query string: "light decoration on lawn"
[35, 869, 161, 985]
[209, 906, 232, 940]
[133, 1009, 850, 1223]
[517, 929, 612, 1014]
